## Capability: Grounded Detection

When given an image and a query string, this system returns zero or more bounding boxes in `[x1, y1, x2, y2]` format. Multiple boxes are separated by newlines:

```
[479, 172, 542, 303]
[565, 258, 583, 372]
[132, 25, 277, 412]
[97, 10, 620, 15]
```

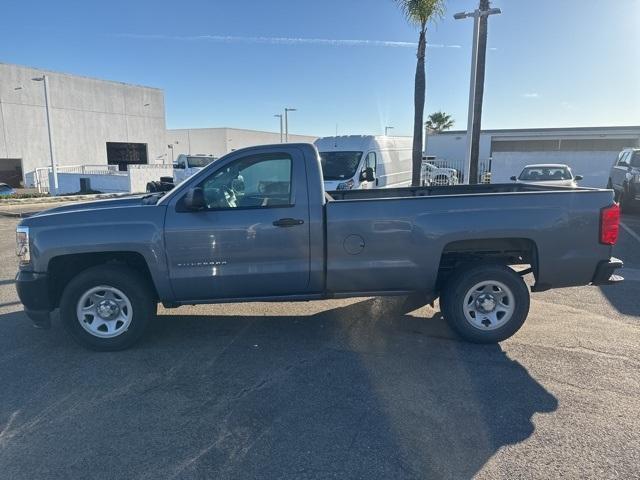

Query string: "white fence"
[422, 158, 492, 184]
[40, 164, 174, 195]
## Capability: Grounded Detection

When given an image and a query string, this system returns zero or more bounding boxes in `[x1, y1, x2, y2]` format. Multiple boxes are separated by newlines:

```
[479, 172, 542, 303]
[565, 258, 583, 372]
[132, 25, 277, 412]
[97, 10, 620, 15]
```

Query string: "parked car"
[511, 164, 583, 187]
[0, 183, 15, 196]
[146, 154, 217, 192]
[608, 148, 640, 211]
[16, 143, 622, 351]
[315, 135, 413, 190]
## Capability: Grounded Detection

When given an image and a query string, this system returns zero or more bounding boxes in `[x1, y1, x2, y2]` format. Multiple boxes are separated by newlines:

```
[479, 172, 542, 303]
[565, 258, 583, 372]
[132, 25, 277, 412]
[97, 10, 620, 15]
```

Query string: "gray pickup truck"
[15, 143, 623, 350]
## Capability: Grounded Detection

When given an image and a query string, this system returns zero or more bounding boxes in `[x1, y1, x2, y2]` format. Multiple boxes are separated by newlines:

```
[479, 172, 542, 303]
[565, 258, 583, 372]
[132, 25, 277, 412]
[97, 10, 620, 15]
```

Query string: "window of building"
[106, 142, 148, 171]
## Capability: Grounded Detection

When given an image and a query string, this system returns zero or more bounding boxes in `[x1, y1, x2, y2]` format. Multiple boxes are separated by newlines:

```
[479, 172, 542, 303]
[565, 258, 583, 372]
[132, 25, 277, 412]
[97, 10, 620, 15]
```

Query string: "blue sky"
[2, 0, 638, 136]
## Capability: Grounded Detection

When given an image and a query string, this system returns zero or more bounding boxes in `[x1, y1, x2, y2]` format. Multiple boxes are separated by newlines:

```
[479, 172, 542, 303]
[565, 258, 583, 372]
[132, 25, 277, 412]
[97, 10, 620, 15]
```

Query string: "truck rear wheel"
[59, 265, 156, 351]
[441, 264, 530, 343]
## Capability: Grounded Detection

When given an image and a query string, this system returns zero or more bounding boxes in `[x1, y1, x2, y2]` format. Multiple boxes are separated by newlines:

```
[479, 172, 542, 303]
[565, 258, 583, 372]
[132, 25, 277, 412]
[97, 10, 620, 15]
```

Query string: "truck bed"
[326, 182, 597, 201]
[323, 182, 615, 295]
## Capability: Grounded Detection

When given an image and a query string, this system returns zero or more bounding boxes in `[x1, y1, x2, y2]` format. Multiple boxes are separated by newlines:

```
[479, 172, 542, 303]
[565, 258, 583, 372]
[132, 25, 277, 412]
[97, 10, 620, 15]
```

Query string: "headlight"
[336, 179, 355, 190]
[16, 226, 30, 266]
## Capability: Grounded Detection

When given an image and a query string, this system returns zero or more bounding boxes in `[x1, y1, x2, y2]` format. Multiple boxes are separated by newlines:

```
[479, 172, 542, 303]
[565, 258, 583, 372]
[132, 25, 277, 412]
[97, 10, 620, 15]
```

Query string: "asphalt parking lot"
[0, 214, 638, 479]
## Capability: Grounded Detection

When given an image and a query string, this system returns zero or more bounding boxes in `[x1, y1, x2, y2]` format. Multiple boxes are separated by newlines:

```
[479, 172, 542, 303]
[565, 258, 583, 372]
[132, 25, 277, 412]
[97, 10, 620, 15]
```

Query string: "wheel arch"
[436, 237, 539, 290]
[47, 251, 159, 309]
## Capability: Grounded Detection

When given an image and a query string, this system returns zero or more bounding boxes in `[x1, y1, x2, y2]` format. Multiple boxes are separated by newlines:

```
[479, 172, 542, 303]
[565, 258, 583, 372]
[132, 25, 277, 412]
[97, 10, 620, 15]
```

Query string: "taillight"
[600, 203, 620, 245]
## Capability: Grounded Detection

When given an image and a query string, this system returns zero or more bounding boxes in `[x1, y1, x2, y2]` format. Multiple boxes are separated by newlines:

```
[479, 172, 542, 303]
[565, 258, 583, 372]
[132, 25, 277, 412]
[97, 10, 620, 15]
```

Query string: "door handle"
[273, 218, 304, 227]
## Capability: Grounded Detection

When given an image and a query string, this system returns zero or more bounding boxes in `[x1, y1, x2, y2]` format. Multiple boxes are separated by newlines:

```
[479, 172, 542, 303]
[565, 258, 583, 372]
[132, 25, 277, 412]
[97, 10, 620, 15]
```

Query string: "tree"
[395, 0, 446, 186]
[425, 111, 455, 133]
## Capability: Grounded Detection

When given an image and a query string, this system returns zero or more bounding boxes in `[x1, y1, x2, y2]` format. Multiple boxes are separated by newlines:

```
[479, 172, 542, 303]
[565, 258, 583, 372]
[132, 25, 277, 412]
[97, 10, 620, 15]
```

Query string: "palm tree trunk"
[411, 25, 427, 187]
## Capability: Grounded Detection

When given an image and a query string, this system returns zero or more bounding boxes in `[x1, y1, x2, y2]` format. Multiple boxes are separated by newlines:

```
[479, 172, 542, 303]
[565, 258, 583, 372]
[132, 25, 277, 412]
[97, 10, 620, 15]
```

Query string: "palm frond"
[394, 0, 446, 26]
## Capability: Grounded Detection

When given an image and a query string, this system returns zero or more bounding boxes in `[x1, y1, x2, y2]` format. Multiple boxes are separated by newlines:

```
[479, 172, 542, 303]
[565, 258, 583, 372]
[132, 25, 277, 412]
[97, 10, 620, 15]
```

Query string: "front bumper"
[15, 271, 52, 329]
[591, 257, 624, 286]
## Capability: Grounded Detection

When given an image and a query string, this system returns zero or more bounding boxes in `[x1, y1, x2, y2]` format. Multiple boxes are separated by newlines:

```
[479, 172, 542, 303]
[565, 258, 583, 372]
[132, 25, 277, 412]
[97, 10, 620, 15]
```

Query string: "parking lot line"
[621, 222, 640, 245]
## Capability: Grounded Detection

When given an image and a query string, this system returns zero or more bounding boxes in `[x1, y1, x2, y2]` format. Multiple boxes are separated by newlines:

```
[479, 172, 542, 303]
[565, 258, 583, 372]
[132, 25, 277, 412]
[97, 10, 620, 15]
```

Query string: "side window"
[365, 152, 377, 172]
[198, 153, 293, 210]
[618, 152, 630, 166]
[631, 152, 640, 168]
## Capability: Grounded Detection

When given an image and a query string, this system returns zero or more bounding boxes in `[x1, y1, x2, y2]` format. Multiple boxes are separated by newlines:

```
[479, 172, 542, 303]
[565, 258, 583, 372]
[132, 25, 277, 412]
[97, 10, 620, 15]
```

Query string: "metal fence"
[421, 158, 492, 185]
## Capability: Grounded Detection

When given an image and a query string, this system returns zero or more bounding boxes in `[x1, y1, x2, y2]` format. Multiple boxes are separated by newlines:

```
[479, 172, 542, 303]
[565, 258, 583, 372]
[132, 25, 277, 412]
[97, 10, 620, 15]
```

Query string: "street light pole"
[284, 108, 296, 142]
[274, 114, 283, 143]
[454, 1, 501, 184]
[385, 126, 394, 136]
[33, 75, 58, 194]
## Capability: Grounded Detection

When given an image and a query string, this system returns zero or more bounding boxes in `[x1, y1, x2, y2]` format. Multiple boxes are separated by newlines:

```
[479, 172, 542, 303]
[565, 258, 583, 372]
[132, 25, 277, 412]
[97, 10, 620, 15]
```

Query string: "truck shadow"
[0, 300, 557, 479]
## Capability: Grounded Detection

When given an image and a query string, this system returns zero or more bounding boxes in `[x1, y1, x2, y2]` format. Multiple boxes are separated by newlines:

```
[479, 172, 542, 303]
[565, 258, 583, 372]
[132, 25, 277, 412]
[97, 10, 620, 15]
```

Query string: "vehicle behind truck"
[146, 154, 217, 192]
[15, 143, 623, 351]
[315, 135, 413, 190]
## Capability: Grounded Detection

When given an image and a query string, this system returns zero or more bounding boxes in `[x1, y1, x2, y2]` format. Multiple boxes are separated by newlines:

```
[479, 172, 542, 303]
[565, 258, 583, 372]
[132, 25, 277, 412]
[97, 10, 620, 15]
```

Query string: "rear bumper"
[15, 271, 52, 329]
[591, 257, 624, 286]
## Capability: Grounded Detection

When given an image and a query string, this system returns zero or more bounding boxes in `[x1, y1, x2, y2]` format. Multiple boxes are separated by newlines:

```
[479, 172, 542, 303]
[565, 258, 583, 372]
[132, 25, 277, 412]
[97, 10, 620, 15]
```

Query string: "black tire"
[59, 265, 156, 351]
[441, 264, 530, 343]
[146, 181, 157, 193]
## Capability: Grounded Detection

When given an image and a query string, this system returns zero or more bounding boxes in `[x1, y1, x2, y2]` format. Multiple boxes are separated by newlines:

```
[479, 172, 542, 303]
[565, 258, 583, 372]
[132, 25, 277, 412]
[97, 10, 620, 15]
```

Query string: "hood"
[519, 179, 576, 187]
[324, 180, 351, 191]
[27, 195, 147, 219]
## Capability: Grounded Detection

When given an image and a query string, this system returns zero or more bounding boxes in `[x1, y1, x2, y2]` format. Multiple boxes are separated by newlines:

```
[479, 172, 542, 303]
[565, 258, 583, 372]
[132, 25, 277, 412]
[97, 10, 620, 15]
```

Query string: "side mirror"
[510, 176, 517, 181]
[574, 175, 583, 181]
[361, 167, 375, 182]
[183, 187, 206, 210]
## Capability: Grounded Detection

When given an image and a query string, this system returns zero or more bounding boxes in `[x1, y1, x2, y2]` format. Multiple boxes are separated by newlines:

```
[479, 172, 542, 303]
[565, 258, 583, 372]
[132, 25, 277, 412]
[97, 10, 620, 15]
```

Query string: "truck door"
[163, 147, 311, 301]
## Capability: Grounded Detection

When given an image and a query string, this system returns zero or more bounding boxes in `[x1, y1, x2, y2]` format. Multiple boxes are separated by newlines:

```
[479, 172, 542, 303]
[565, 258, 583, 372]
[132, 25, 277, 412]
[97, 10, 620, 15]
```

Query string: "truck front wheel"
[59, 265, 156, 351]
[441, 264, 530, 343]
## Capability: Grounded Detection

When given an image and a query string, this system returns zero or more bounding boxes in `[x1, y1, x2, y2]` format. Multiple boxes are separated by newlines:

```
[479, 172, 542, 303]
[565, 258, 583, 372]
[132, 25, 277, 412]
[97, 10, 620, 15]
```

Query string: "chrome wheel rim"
[463, 280, 515, 331]
[76, 286, 133, 338]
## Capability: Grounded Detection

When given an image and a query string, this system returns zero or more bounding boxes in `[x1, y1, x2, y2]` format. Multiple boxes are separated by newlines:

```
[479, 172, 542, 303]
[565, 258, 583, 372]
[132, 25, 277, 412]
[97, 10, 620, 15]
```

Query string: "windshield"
[519, 166, 572, 181]
[187, 156, 215, 168]
[319, 151, 363, 181]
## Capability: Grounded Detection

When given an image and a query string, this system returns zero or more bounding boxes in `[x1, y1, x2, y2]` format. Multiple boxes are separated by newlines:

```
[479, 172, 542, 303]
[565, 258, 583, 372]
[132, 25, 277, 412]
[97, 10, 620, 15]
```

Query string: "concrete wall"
[167, 127, 318, 161]
[0, 63, 167, 187]
[56, 172, 129, 194]
[425, 132, 492, 163]
[56, 164, 173, 194]
[128, 164, 173, 193]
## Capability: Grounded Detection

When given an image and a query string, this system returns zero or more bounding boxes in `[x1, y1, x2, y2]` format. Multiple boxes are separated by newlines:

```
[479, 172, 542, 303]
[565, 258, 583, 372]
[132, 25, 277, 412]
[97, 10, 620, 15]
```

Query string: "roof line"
[433, 125, 640, 135]
[0, 61, 162, 91]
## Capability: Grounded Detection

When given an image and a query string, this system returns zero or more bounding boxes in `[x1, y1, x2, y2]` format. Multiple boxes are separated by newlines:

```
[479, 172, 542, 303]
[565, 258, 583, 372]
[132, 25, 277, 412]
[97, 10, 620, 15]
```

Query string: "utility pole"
[274, 114, 283, 142]
[32, 75, 58, 194]
[454, 1, 501, 184]
[284, 107, 296, 142]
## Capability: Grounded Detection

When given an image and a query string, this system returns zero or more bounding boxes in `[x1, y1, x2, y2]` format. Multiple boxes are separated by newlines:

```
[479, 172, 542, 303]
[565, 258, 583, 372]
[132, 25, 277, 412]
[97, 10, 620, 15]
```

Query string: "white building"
[167, 127, 318, 162]
[0, 62, 167, 188]
[426, 126, 640, 187]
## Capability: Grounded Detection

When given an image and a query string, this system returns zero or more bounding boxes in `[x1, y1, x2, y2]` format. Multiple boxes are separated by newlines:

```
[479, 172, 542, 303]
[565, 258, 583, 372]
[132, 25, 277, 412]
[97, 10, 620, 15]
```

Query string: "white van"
[314, 135, 413, 190]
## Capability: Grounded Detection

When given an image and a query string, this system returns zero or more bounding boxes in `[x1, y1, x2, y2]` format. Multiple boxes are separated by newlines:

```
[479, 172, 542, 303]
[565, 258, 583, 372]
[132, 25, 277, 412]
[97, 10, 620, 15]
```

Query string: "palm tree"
[425, 111, 455, 133]
[395, 0, 446, 186]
